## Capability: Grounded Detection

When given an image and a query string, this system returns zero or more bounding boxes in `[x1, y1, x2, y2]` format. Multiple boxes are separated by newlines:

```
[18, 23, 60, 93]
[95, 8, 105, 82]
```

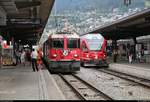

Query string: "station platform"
[109, 62, 150, 79]
[0, 64, 65, 100]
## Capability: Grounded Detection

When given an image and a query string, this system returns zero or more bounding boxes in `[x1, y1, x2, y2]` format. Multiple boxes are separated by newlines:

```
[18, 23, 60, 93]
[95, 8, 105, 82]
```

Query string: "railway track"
[59, 74, 113, 100]
[98, 68, 150, 89]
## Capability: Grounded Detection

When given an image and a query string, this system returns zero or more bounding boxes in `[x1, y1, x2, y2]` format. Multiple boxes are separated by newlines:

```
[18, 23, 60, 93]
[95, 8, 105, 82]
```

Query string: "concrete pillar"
[147, 42, 150, 63]
[112, 40, 118, 63]
[147, 41, 150, 54]
[133, 37, 137, 60]
[112, 40, 117, 50]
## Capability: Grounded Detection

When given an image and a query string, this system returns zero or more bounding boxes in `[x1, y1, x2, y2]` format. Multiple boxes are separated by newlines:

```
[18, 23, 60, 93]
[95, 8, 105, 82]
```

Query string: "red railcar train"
[80, 33, 108, 67]
[43, 31, 80, 73]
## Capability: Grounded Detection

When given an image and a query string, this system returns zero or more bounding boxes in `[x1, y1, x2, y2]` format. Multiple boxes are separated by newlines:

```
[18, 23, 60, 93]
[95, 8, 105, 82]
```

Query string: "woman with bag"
[37, 49, 43, 70]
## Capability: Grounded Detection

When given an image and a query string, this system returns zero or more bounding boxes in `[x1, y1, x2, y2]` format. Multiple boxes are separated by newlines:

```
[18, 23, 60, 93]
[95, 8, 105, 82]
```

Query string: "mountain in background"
[52, 0, 145, 14]
[47, 0, 146, 34]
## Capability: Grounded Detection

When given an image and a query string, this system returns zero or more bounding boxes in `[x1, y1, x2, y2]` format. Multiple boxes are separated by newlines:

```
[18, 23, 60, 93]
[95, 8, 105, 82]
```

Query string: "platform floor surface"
[109, 62, 150, 79]
[0, 64, 65, 100]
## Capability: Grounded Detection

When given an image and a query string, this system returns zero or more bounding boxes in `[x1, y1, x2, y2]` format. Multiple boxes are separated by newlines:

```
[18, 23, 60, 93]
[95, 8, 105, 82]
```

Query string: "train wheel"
[103, 60, 109, 68]
[103, 63, 109, 68]
[49, 69, 56, 74]
[48, 65, 55, 74]
[80, 61, 84, 67]
[104, 65, 109, 68]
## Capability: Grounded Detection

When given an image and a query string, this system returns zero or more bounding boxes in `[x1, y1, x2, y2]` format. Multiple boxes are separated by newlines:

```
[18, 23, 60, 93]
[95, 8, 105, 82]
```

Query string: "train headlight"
[53, 54, 57, 57]
[74, 54, 78, 57]
[86, 55, 89, 58]
[95, 56, 98, 59]
[103, 54, 106, 58]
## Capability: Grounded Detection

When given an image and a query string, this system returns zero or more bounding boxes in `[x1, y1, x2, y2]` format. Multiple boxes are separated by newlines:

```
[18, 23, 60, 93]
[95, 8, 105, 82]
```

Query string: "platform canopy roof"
[87, 8, 150, 40]
[0, 0, 55, 45]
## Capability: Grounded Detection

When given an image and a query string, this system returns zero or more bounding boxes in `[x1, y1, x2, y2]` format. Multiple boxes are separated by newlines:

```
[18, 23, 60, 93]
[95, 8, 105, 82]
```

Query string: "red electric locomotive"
[44, 31, 80, 73]
[80, 33, 108, 67]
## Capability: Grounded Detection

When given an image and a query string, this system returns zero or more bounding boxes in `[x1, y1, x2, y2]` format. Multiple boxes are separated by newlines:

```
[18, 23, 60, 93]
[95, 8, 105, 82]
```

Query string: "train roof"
[81, 33, 104, 40]
[50, 31, 80, 39]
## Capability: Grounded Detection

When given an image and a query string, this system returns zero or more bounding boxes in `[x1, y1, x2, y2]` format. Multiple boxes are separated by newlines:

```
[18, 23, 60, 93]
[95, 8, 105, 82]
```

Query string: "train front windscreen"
[82, 34, 104, 51]
[68, 39, 80, 48]
[52, 39, 64, 48]
[51, 39, 80, 48]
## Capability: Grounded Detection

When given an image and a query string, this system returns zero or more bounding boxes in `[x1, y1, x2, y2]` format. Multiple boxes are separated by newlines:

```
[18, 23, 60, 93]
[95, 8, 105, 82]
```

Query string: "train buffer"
[0, 65, 65, 100]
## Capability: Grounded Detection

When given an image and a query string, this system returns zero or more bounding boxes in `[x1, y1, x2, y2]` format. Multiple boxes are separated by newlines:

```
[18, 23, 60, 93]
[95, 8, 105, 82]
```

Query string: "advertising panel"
[2, 47, 13, 66]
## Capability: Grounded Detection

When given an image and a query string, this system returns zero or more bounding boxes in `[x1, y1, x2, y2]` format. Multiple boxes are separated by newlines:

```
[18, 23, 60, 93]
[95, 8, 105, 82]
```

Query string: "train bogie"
[81, 59, 109, 67]
[49, 61, 80, 73]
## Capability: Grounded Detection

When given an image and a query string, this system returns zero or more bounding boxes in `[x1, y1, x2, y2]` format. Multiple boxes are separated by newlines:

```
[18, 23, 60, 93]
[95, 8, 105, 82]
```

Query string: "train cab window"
[68, 39, 80, 48]
[52, 39, 64, 48]
[82, 42, 88, 52]
[87, 39, 103, 51]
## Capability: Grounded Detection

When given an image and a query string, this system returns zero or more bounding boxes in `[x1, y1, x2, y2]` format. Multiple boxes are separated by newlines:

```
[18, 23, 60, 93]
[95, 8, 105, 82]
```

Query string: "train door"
[80, 40, 89, 66]
[81, 41, 89, 52]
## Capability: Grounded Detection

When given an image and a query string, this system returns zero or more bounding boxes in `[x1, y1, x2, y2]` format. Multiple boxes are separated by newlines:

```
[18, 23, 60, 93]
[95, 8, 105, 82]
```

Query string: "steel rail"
[72, 74, 113, 100]
[98, 69, 150, 89]
[59, 74, 113, 100]
[59, 74, 86, 100]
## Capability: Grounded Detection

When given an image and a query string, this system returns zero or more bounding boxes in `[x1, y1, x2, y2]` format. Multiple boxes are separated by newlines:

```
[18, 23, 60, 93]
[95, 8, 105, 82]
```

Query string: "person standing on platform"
[26, 50, 31, 65]
[113, 48, 118, 63]
[18, 51, 22, 64]
[128, 48, 133, 63]
[129, 53, 133, 63]
[14, 50, 18, 65]
[31, 49, 38, 72]
[37, 48, 43, 70]
[137, 51, 141, 63]
[16, 50, 21, 65]
[21, 50, 26, 66]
